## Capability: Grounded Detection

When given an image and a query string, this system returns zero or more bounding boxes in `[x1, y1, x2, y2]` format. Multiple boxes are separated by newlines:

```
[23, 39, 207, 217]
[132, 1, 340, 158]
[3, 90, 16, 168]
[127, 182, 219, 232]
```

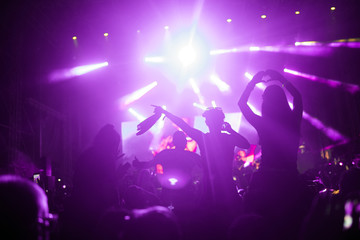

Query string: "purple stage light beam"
[120, 81, 158, 108]
[193, 102, 207, 110]
[128, 108, 146, 122]
[189, 78, 205, 104]
[49, 61, 109, 82]
[210, 43, 333, 57]
[210, 74, 230, 92]
[284, 68, 360, 94]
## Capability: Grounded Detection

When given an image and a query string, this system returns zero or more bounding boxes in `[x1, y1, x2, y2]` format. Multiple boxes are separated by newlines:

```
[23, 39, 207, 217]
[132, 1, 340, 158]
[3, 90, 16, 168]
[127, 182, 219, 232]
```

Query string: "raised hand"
[265, 69, 286, 82]
[152, 105, 166, 115]
[250, 71, 266, 84]
[222, 122, 233, 132]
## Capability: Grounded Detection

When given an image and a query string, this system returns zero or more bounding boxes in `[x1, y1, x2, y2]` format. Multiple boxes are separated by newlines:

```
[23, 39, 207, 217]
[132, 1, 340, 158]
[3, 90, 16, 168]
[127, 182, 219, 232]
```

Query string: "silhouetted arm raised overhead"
[238, 71, 265, 128]
[266, 69, 303, 120]
[153, 106, 203, 142]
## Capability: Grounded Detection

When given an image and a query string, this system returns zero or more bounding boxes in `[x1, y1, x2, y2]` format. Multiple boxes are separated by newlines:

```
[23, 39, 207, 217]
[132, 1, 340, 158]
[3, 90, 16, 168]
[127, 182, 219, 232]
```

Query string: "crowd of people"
[0, 70, 359, 240]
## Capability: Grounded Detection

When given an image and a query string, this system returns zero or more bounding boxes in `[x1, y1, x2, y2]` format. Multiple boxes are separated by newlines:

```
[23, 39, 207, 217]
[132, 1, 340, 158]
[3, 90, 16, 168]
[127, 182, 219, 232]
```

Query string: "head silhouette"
[262, 85, 291, 121]
[172, 131, 187, 150]
[0, 175, 49, 240]
[93, 124, 121, 157]
[202, 107, 225, 133]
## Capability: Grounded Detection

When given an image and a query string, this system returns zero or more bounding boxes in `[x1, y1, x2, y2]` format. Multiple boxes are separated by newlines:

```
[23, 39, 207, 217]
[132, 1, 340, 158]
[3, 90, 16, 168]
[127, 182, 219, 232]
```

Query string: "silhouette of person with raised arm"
[238, 70, 305, 239]
[153, 106, 250, 210]
[238, 70, 303, 174]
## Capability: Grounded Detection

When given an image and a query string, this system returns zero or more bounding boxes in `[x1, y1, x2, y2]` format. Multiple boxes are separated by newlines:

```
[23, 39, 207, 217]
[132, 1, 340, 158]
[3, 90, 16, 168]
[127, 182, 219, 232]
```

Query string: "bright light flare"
[49, 61, 108, 82]
[178, 45, 196, 67]
[72, 36, 77, 40]
[121, 81, 158, 108]
[227, 19, 232, 23]
[295, 11, 300, 15]
[210, 74, 230, 92]
[261, 15, 267, 19]
[331, 7, 336, 11]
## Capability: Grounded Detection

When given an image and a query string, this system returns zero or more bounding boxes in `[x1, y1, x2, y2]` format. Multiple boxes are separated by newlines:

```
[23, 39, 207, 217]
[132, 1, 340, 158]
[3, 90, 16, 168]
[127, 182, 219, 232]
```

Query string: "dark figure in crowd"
[238, 70, 303, 174]
[153, 106, 250, 212]
[153, 130, 203, 211]
[61, 124, 121, 239]
[0, 174, 50, 240]
[238, 70, 309, 239]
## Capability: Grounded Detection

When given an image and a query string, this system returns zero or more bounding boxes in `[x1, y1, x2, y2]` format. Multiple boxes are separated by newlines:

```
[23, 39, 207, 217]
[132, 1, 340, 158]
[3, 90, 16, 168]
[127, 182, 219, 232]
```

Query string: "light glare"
[178, 45, 196, 66]
[144, 56, 164, 63]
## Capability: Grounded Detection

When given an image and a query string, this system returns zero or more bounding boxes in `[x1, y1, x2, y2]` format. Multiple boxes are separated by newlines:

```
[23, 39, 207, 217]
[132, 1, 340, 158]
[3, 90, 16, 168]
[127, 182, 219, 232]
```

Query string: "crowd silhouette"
[0, 70, 359, 240]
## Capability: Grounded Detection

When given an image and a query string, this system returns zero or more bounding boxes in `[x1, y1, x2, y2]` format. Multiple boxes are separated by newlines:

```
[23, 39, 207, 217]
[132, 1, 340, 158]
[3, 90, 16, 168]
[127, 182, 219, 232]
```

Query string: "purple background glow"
[1, 0, 359, 178]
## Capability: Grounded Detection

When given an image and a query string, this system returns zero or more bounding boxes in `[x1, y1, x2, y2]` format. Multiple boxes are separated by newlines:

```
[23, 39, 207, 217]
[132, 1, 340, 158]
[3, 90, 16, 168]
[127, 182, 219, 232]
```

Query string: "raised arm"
[153, 106, 203, 142]
[266, 70, 303, 119]
[222, 122, 250, 149]
[238, 71, 265, 127]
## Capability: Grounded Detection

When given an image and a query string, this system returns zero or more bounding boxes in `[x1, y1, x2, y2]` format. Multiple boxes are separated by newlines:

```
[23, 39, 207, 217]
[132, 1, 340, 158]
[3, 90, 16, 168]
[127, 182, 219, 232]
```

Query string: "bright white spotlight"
[178, 45, 196, 67]
[121, 81, 158, 108]
[210, 74, 230, 92]
[128, 108, 146, 121]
